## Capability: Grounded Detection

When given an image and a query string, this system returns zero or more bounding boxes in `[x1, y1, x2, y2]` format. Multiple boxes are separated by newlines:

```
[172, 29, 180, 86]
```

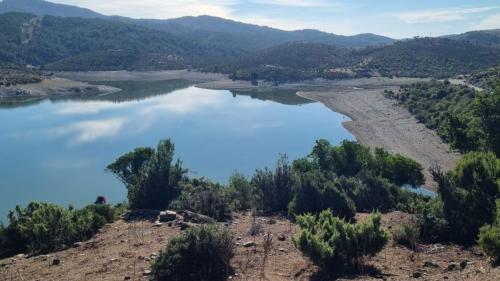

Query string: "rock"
[243, 241, 256, 248]
[236, 236, 242, 241]
[16, 254, 25, 259]
[178, 210, 215, 224]
[445, 263, 460, 272]
[52, 258, 61, 266]
[277, 234, 286, 241]
[152, 222, 163, 227]
[73, 242, 83, 248]
[460, 260, 468, 269]
[412, 271, 423, 278]
[143, 270, 151, 276]
[423, 261, 439, 268]
[124, 276, 131, 280]
[278, 248, 287, 252]
[159, 210, 177, 222]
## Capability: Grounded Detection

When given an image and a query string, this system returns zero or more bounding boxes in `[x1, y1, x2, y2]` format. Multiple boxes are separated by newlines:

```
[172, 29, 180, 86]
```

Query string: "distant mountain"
[164, 15, 396, 49]
[0, 13, 232, 71]
[365, 37, 500, 78]
[446, 29, 500, 48]
[0, 0, 104, 18]
[0, 0, 396, 49]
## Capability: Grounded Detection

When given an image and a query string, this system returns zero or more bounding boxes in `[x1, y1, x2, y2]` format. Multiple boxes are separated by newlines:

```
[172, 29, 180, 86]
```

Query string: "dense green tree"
[107, 139, 187, 210]
[288, 172, 356, 220]
[431, 152, 500, 244]
[475, 86, 500, 156]
[227, 172, 255, 211]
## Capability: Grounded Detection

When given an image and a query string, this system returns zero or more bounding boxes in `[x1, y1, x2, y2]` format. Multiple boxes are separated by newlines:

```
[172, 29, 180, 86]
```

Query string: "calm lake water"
[0, 80, 354, 220]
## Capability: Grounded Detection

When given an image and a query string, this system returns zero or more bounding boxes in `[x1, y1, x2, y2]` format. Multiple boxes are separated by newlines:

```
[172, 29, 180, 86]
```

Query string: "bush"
[344, 173, 397, 212]
[151, 225, 234, 281]
[0, 202, 118, 258]
[170, 178, 231, 221]
[227, 172, 255, 211]
[478, 225, 500, 264]
[107, 139, 187, 210]
[392, 220, 420, 250]
[294, 210, 389, 269]
[288, 173, 356, 220]
[414, 198, 450, 243]
[478, 199, 500, 264]
[252, 155, 297, 214]
[431, 152, 499, 244]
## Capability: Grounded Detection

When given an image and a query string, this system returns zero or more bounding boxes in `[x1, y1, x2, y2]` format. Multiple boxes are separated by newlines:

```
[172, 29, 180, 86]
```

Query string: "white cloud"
[52, 0, 235, 18]
[55, 101, 131, 115]
[395, 7, 499, 24]
[250, 0, 340, 8]
[475, 13, 500, 29]
[50, 118, 127, 144]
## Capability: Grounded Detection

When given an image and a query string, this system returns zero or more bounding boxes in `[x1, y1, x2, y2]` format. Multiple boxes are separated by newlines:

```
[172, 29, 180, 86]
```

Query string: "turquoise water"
[0, 80, 354, 220]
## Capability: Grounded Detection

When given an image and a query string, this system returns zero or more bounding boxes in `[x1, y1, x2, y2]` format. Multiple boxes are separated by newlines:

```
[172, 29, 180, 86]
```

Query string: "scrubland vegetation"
[2, 134, 498, 275]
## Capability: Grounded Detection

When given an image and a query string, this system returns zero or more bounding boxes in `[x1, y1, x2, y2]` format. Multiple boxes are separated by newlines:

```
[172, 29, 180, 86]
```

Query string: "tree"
[475, 86, 500, 156]
[431, 152, 500, 244]
[227, 172, 255, 211]
[107, 139, 187, 209]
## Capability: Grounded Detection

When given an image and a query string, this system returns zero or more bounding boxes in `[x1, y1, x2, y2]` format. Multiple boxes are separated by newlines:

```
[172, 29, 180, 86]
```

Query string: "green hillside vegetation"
[447, 29, 500, 48]
[385, 80, 500, 155]
[0, 63, 44, 85]
[365, 37, 500, 78]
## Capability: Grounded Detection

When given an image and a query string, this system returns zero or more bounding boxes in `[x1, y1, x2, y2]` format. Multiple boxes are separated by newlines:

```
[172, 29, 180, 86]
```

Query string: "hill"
[365, 37, 500, 78]
[0, 0, 104, 18]
[0, 13, 233, 71]
[211, 42, 366, 82]
[0, 0, 396, 50]
[447, 29, 500, 48]
[163, 15, 396, 49]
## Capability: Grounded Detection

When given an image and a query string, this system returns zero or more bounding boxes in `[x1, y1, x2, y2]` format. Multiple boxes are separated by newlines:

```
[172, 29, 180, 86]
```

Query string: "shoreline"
[297, 88, 460, 189]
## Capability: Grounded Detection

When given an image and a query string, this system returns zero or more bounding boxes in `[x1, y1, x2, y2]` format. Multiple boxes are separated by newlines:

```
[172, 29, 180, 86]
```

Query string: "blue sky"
[51, 0, 500, 38]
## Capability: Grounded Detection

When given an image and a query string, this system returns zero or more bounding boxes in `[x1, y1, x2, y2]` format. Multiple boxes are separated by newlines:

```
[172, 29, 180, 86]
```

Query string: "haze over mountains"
[0, 0, 499, 81]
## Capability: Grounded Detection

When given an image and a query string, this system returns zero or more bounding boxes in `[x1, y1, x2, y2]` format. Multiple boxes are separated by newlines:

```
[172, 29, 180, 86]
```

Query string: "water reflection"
[0, 80, 353, 221]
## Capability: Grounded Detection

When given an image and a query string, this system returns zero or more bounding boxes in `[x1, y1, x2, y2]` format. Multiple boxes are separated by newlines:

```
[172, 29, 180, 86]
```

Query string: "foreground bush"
[288, 173, 356, 220]
[392, 220, 420, 250]
[294, 210, 389, 269]
[478, 199, 500, 264]
[431, 152, 499, 244]
[151, 225, 234, 281]
[170, 178, 231, 221]
[0, 202, 119, 257]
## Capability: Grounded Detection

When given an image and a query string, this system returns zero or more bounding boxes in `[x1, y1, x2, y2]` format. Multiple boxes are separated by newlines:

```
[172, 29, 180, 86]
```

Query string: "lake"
[0, 80, 354, 220]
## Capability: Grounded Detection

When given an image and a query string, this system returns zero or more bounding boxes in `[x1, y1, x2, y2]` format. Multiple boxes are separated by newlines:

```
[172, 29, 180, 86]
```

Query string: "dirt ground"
[298, 88, 459, 188]
[1, 212, 497, 281]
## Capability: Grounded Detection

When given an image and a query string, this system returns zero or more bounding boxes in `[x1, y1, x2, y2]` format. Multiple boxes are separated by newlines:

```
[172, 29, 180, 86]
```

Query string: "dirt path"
[298, 88, 460, 188]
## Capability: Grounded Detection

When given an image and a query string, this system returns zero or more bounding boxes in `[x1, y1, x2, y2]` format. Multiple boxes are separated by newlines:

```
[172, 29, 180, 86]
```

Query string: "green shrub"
[107, 139, 187, 210]
[294, 210, 389, 269]
[151, 225, 234, 281]
[170, 178, 231, 221]
[392, 220, 420, 250]
[478, 199, 500, 263]
[414, 198, 450, 243]
[478, 225, 500, 264]
[431, 152, 499, 244]
[227, 172, 255, 211]
[252, 155, 297, 214]
[0, 202, 118, 258]
[288, 173, 356, 220]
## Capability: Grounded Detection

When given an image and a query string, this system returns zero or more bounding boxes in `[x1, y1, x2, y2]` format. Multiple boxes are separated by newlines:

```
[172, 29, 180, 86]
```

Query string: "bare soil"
[298, 88, 459, 188]
[1, 212, 497, 281]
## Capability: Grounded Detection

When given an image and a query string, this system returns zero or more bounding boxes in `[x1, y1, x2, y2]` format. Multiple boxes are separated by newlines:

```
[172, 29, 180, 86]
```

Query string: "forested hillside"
[447, 29, 500, 48]
[365, 37, 500, 78]
[0, 13, 234, 71]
